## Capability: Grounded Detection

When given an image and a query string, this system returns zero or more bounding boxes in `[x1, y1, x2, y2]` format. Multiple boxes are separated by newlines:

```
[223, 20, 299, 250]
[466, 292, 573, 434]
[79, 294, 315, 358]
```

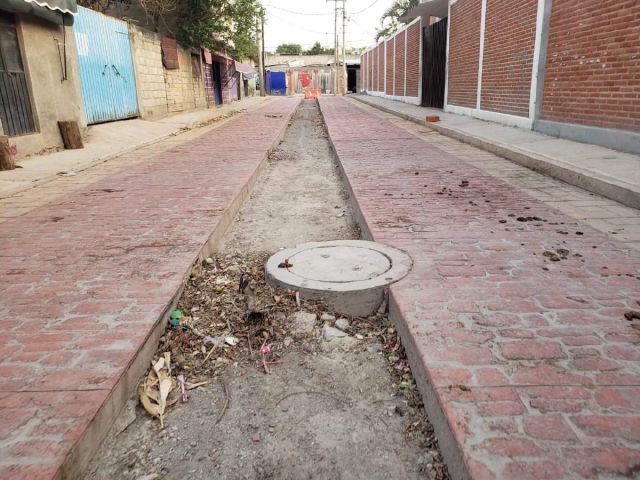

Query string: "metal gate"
[421, 17, 448, 109]
[73, 6, 138, 124]
[0, 11, 35, 136]
[266, 72, 286, 96]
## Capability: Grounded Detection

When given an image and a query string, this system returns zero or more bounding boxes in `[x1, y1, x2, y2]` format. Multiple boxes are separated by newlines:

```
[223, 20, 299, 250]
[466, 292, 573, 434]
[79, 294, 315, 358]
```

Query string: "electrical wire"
[349, 17, 376, 40]
[264, 9, 333, 34]
[348, 0, 380, 15]
[263, 3, 334, 16]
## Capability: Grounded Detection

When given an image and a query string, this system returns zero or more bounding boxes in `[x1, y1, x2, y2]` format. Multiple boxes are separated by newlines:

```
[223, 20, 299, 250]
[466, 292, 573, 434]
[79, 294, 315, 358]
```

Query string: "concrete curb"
[57, 97, 300, 480]
[317, 96, 472, 480]
[351, 95, 640, 210]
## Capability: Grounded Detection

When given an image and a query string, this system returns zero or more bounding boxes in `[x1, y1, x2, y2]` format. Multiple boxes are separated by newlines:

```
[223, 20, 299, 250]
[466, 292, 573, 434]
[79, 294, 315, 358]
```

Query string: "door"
[73, 6, 138, 124]
[421, 17, 448, 109]
[0, 12, 35, 136]
[212, 62, 222, 105]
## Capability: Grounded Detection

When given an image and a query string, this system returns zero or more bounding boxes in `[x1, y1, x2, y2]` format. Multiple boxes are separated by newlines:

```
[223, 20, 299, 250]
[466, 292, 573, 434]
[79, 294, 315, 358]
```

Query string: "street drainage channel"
[266, 240, 412, 317]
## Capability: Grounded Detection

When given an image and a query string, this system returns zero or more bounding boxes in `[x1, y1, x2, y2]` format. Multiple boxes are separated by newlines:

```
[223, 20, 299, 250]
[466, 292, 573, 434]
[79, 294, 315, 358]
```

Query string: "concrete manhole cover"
[265, 240, 412, 316]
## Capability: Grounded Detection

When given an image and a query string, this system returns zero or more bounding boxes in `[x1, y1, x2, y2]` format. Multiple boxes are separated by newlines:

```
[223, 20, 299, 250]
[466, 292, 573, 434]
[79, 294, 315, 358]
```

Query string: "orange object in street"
[304, 89, 321, 99]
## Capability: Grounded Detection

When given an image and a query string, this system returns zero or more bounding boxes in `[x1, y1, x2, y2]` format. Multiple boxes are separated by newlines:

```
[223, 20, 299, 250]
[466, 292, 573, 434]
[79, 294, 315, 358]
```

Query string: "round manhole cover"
[287, 246, 392, 283]
[265, 240, 412, 317]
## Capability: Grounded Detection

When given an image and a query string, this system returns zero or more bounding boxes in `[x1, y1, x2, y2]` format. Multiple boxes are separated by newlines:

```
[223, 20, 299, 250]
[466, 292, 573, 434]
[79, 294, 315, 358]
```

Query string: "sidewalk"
[320, 96, 640, 479]
[0, 96, 269, 200]
[352, 94, 640, 210]
[0, 97, 300, 480]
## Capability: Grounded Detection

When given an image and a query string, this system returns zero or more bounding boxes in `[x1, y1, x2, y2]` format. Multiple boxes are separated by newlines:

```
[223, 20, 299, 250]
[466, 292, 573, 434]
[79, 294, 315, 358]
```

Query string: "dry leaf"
[139, 352, 176, 427]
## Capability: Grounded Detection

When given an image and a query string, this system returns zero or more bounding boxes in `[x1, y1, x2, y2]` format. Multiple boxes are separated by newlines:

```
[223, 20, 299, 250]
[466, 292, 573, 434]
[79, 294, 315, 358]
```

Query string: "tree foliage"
[178, 0, 262, 60]
[275, 43, 303, 55]
[374, 0, 418, 41]
[77, 0, 130, 14]
[304, 42, 333, 55]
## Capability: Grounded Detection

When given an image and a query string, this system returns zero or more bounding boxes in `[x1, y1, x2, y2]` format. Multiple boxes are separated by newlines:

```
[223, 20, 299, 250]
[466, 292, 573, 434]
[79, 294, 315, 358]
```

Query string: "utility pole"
[257, 8, 265, 97]
[328, 0, 338, 95]
[342, 0, 347, 95]
[261, 11, 266, 97]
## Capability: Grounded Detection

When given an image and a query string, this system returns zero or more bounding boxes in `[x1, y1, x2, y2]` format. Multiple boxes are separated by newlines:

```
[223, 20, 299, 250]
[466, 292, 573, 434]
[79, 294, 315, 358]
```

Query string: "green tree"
[374, 0, 418, 41]
[305, 42, 333, 55]
[276, 43, 303, 55]
[346, 46, 366, 55]
[178, 0, 262, 60]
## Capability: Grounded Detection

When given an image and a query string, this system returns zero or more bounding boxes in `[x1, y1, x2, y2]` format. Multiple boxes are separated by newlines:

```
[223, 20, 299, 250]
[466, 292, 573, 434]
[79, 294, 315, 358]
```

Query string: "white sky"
[262, 0, 393, 52]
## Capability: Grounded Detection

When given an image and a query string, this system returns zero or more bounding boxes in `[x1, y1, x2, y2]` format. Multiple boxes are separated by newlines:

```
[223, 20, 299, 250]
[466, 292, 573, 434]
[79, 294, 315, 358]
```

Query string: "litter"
[178, 375, 187, 403]
[138, 353, 177, 427]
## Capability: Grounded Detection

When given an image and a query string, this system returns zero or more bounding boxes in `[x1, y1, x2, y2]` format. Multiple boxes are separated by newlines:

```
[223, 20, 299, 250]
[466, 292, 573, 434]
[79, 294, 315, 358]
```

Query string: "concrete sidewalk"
[352, 94, 640, 210]
[321, 96, 640, 479]
[0, 96, 269, 199]
[0, 97, 300, 480]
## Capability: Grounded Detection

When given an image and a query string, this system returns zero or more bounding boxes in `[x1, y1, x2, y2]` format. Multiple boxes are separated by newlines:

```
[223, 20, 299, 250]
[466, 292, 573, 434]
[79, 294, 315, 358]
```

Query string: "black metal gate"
[421, 17, 448, 109]
[0, 11, 35, 136]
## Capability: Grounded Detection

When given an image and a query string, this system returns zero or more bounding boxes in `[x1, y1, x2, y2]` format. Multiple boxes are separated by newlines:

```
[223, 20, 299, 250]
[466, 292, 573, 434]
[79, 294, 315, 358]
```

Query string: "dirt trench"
[88, 100, 449, 480]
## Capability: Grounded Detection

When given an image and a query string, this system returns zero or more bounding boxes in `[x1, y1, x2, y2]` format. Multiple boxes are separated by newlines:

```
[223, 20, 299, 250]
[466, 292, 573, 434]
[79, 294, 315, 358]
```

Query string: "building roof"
[400, 0, 448, 22]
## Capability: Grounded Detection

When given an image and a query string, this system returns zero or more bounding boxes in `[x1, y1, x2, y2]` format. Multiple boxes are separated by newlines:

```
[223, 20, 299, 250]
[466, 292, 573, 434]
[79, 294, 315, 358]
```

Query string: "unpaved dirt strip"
[88, 99, 449, 480]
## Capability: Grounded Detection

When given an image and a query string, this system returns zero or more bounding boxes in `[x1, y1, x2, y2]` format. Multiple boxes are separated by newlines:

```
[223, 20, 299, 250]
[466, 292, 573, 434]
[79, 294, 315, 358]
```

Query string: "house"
[0, 0, 86, 161]
[360, 0, 640, 155]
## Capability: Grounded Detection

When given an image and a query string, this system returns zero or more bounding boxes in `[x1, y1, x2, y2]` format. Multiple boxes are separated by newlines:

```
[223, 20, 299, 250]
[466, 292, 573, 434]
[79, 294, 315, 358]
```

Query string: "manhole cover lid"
[287, 245, 392, 283]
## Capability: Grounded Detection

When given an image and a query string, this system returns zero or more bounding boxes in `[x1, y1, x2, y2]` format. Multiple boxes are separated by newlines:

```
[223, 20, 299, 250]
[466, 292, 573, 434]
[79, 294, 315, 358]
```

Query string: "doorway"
[421, 17, 448, 109]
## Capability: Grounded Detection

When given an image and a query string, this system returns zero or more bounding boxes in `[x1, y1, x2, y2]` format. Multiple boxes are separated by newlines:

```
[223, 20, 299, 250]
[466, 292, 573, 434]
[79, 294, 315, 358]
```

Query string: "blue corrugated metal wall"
[73, 7, 138, 124]
[266, 72, 286, 96]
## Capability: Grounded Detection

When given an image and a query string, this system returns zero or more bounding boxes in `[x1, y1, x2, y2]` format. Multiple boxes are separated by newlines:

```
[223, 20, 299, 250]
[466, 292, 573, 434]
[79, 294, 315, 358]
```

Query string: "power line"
[264, 9, 333, 35]
[263, 3, 334, 16]
[348, 0, 380, 15]
[349, 17, 376, 39]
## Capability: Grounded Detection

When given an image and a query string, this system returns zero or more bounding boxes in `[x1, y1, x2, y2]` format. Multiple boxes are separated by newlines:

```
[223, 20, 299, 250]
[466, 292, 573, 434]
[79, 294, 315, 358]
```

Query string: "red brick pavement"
[0, 97, 300, 480]
[319, 96, 640, 480]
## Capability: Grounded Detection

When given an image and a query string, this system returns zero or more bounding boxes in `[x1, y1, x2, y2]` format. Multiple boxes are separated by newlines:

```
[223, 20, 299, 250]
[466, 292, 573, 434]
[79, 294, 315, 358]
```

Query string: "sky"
[261, 0, 393, 53]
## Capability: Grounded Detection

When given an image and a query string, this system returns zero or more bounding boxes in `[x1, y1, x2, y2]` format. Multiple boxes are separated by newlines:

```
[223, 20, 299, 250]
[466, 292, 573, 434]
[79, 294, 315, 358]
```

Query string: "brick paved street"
[0, 97, 299, 479]
[319, 96, 640, 479]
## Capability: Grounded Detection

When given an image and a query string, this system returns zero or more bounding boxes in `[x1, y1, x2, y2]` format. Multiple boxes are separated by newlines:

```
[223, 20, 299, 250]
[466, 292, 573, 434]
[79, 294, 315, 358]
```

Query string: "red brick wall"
[372, 46, 379, 92]
[480, 0, 537, 117]
[541, 0, 640, 132]
[386, 39, 394, 95]
[394, 31, 406, 96]
[447, 0, 482, 108]
[406, 22, 421, 98]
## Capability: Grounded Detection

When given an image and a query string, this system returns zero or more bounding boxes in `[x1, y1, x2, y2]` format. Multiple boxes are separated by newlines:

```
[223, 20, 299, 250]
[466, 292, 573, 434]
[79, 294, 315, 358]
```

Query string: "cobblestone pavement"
[350, 99, 640, 250]
[0, 97, 299, 480]
[320, 96, 640, 480]
[0, 98, 272, 223]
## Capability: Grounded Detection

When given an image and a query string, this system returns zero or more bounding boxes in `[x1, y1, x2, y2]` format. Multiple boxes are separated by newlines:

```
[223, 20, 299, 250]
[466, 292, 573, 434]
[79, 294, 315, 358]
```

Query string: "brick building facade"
[361, 0, 639, 154]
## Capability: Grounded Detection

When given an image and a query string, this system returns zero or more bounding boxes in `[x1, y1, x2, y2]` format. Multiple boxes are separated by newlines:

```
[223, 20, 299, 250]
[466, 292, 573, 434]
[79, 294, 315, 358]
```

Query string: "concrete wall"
[8, 14, 86, 161]
[128, 24, 205, 118]
[129, 26, 167, 120]
[165, 48, 205, 113]
[265, 53, 360, 67]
